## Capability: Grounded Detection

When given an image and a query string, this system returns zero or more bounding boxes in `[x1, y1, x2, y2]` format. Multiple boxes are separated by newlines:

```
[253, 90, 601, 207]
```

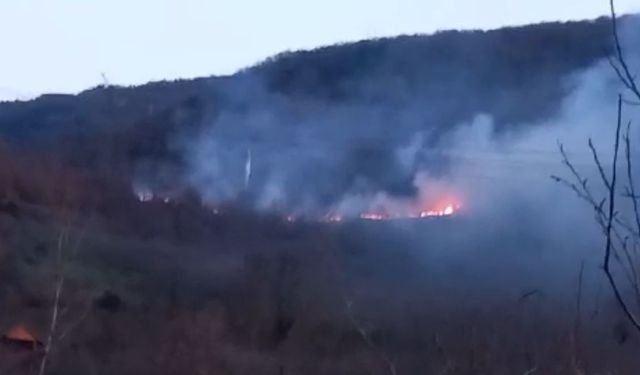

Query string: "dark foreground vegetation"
[0, 144, 637, 375]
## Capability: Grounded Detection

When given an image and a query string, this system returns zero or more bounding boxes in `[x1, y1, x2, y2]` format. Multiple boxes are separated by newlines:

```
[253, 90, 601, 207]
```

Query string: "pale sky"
[1, 0, 638, 101]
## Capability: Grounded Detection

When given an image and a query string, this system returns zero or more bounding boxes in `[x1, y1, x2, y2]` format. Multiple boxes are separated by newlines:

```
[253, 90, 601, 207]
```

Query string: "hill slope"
[0, 17, 622, 144]
[0, 15, 636, 211]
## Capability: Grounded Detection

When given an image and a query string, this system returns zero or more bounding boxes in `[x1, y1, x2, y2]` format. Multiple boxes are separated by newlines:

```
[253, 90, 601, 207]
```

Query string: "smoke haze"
[126, 19, 637, 304]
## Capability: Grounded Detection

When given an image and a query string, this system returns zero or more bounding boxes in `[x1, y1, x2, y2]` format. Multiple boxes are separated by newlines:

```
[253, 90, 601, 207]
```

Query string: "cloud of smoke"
[131, 16, 640, 301]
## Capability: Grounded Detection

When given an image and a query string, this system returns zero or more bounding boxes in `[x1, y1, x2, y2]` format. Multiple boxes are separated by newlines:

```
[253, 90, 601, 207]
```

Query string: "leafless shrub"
[554, 0, 640, 333]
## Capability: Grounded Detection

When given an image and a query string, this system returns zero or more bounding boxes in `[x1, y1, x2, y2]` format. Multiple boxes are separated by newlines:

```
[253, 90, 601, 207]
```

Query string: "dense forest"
[0, 16, 627, 171]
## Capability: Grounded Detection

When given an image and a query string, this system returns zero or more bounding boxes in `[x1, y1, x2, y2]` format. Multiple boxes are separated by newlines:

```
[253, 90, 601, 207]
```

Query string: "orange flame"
[358, 196, 462, 221]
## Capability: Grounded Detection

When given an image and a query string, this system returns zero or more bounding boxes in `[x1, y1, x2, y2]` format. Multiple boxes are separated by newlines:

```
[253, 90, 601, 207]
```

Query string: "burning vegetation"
[134, 179, 463, 223]
[323, 196, 462, 222]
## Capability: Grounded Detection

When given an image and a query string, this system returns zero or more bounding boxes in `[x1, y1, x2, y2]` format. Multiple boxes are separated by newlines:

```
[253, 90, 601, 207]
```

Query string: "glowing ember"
[360, 202, 460, 221]
[132, 178, 462, 223]
[419, 204, 457, 217]
[360, 213, 387, 220]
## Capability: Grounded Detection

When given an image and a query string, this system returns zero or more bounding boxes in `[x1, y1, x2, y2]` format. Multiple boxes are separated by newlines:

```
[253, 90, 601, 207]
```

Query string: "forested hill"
[0, 15, 635, 174]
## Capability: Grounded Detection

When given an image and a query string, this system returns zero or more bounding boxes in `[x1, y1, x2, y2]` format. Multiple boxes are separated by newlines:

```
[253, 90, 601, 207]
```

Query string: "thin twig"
[38, 229, 69, 375]
[602, 95, 640, 332]
[589, 138, 611, 190]
[344, 297, 398, 375]
[57, 303, 91, 343]
[624, 122, 640, 238]
[554, 140, 640, 301]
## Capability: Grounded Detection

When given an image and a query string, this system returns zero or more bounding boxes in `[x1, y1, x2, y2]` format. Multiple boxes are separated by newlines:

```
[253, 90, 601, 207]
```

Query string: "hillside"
[0, 17, 622, 147]
[1, 16, 636, 214]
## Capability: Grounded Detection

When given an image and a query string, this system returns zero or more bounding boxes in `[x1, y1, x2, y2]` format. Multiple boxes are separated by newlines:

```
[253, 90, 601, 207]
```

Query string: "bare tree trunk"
[38, 230, 68, 375]
[600, 96, 640, 332]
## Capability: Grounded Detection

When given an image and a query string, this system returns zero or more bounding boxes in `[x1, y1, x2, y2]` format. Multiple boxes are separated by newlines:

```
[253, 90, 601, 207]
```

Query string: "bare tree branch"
[556, 94, 640, 333]
[601, 95, 640, 332]
[609, 0, 640, 101]
[38, 204, 90, 374]
[624, 121, 640, 238]
[588, 139, 612, 190]
[39, 227, 69, 375]
[344, 297, 398, 375]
